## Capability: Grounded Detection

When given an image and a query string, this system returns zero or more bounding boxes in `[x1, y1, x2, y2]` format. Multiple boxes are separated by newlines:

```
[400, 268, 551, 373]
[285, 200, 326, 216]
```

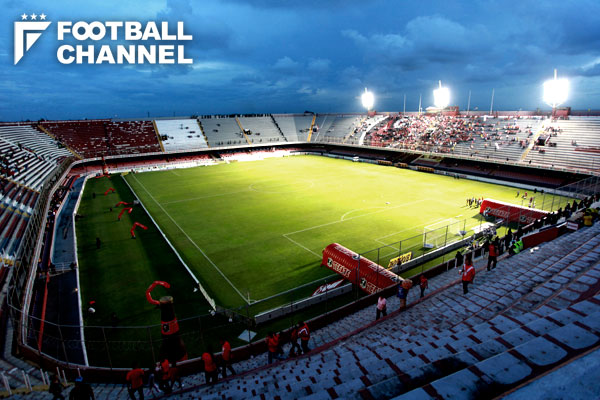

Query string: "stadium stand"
[104, 120, 161, 155]
[238, 116, 287, 144]
[311, 115, 338, 142]
[155, 119, 209, 152]
[359, 115, 544, 164]
[524, 117, 600, 173]
[273, 114, 314, 142]
[41, 120, 160, 158]
[312, 115, 361, 143]
[41, 120, 109, 158]
[0, 126, 72, 190]
[3, 111, 600, 399]
[200, 116, 246, 147]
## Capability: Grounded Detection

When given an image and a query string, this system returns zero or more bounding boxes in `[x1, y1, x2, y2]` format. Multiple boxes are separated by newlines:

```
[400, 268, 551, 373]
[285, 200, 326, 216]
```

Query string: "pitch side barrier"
[480, 199, 549, 225]
[254, 225, 492, 324]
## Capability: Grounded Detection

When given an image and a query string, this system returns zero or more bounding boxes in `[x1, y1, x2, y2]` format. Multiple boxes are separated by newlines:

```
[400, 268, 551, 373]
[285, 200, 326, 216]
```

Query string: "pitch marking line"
[249, 178, 315, 193]
[340, 207, 386, 221]
[163, 188, 252, 205]
[283, 234, 321, 258]
[130, 174, 250, 304]
[424, 217, 460, 231]
[162, 172, 351, 205]
[284, 199, 427, 237]
[374, 217, 447, 245]
[282, 199, 427, 258]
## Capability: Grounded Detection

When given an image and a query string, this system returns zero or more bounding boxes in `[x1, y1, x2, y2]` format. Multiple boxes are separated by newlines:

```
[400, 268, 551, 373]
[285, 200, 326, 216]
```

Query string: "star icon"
[40, 13, 47, 20]
[21, 13, 27, 20]
[30, 13, 37, 20]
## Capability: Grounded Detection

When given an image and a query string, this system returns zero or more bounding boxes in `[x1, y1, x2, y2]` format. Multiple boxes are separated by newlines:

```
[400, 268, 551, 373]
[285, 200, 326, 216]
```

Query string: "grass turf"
[121, 155, 568, 311]
[75, 175, 212, 326]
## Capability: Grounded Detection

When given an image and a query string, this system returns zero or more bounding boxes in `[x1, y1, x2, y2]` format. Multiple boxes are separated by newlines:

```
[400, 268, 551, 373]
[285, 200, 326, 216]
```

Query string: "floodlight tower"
[361, 88, 374, 112]
[543, 69, 569, 117]
[433, 80, 450, 111]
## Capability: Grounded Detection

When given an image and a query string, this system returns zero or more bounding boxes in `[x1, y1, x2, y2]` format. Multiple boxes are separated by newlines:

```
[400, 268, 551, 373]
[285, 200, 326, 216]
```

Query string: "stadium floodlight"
[361, 88, 375, 110]
[433, 80, 450, 109]
[543, 69, 569, 108]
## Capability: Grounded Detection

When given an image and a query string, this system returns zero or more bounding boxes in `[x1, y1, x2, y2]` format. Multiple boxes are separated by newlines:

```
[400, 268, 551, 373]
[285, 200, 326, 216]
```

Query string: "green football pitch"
[103, 155, 566, 312]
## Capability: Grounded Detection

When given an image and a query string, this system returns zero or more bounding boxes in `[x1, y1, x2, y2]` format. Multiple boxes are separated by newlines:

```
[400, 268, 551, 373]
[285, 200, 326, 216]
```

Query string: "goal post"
[423, 218, 467, 249]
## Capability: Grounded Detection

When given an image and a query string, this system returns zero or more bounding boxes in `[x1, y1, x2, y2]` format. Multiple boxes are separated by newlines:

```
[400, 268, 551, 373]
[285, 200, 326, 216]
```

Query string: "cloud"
[307, 58, 330, 72]
[273, 56, 299, 71]
[2, 0, 600, 119]
[218, 0, 376, 9]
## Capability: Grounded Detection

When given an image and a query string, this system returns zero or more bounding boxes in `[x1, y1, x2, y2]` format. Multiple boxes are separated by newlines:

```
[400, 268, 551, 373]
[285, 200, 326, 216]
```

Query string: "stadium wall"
[71, 176, 89, 366]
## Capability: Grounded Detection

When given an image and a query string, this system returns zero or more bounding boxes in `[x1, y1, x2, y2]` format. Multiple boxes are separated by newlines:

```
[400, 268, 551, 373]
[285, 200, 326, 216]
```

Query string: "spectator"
[126, 362, 145, 400]
[504, 229, 512, 253]
[487, 238, 499, 271]
[158, 359, 171, 394]
[398, 279, 412, 310]
[169, 361, 183, 390]
[96, 237, 101, 249]
[219, 339, 236, 378]
[266, 332, 283, 364]
[584, 211, 593, 227]
[202, 347, 218, 384]
[298, 321, 310, 354]
[455, 251, 464, 268]
[288, 324, 301, 357]
[461, 253, 475, 295]
[145, 363, 161, 398]
[69, 377, 95, 400]
[49, 374, 65, 400]
[376, 295, 387, 320]
[419, 275, 428, 298]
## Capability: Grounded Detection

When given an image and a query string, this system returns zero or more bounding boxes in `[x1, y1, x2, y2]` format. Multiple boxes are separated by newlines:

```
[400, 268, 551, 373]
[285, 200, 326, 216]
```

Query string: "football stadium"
[2, 1, 600, 399]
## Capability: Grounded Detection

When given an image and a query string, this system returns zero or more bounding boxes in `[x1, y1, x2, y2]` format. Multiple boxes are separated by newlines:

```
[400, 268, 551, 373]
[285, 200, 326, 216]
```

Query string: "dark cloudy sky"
[1, 0, 600, 120]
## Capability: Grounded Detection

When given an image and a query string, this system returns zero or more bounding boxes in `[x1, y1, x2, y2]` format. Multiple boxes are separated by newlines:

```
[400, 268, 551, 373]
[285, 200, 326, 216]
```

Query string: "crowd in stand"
[364, 114, 535, 155]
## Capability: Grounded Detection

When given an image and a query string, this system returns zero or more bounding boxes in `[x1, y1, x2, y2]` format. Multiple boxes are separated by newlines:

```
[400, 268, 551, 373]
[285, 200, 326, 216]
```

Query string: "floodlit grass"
[120, 155, 566, 311]
[76, 176, 212, 326]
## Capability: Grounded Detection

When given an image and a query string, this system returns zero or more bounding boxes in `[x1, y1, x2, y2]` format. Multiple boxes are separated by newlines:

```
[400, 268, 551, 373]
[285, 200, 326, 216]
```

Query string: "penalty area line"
[130, 174, 250, 304]
[283, 234, 321, 258]
[284, 199, 427, 237]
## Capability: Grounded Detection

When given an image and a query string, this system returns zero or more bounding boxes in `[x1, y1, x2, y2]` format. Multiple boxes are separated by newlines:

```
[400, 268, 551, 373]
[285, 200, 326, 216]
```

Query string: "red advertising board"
[322, 243, 401, 294]
[480, 198, 549, 225]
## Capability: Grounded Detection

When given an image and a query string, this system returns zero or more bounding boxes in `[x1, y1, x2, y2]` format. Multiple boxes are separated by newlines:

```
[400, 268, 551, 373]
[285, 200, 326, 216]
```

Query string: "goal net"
[423, 218, 466, 249]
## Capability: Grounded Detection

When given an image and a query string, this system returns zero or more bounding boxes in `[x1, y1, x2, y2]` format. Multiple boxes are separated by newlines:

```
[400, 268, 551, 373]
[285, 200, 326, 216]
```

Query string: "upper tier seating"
[238, 116, 286, 143]
[273, 114, 311, 142]
[200, 117, 245, 147]
[41, 120, 108, 158]
[0, 177, 37, 262]
[42, 120, 160, 158]
[524, 117, 600, 173]
[155, 119, 208, 152]
[0, 126, 71, 190]
[312, 115, 361, 143]
[361, 115, 541, 164]
[104, 120, 161, 155]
